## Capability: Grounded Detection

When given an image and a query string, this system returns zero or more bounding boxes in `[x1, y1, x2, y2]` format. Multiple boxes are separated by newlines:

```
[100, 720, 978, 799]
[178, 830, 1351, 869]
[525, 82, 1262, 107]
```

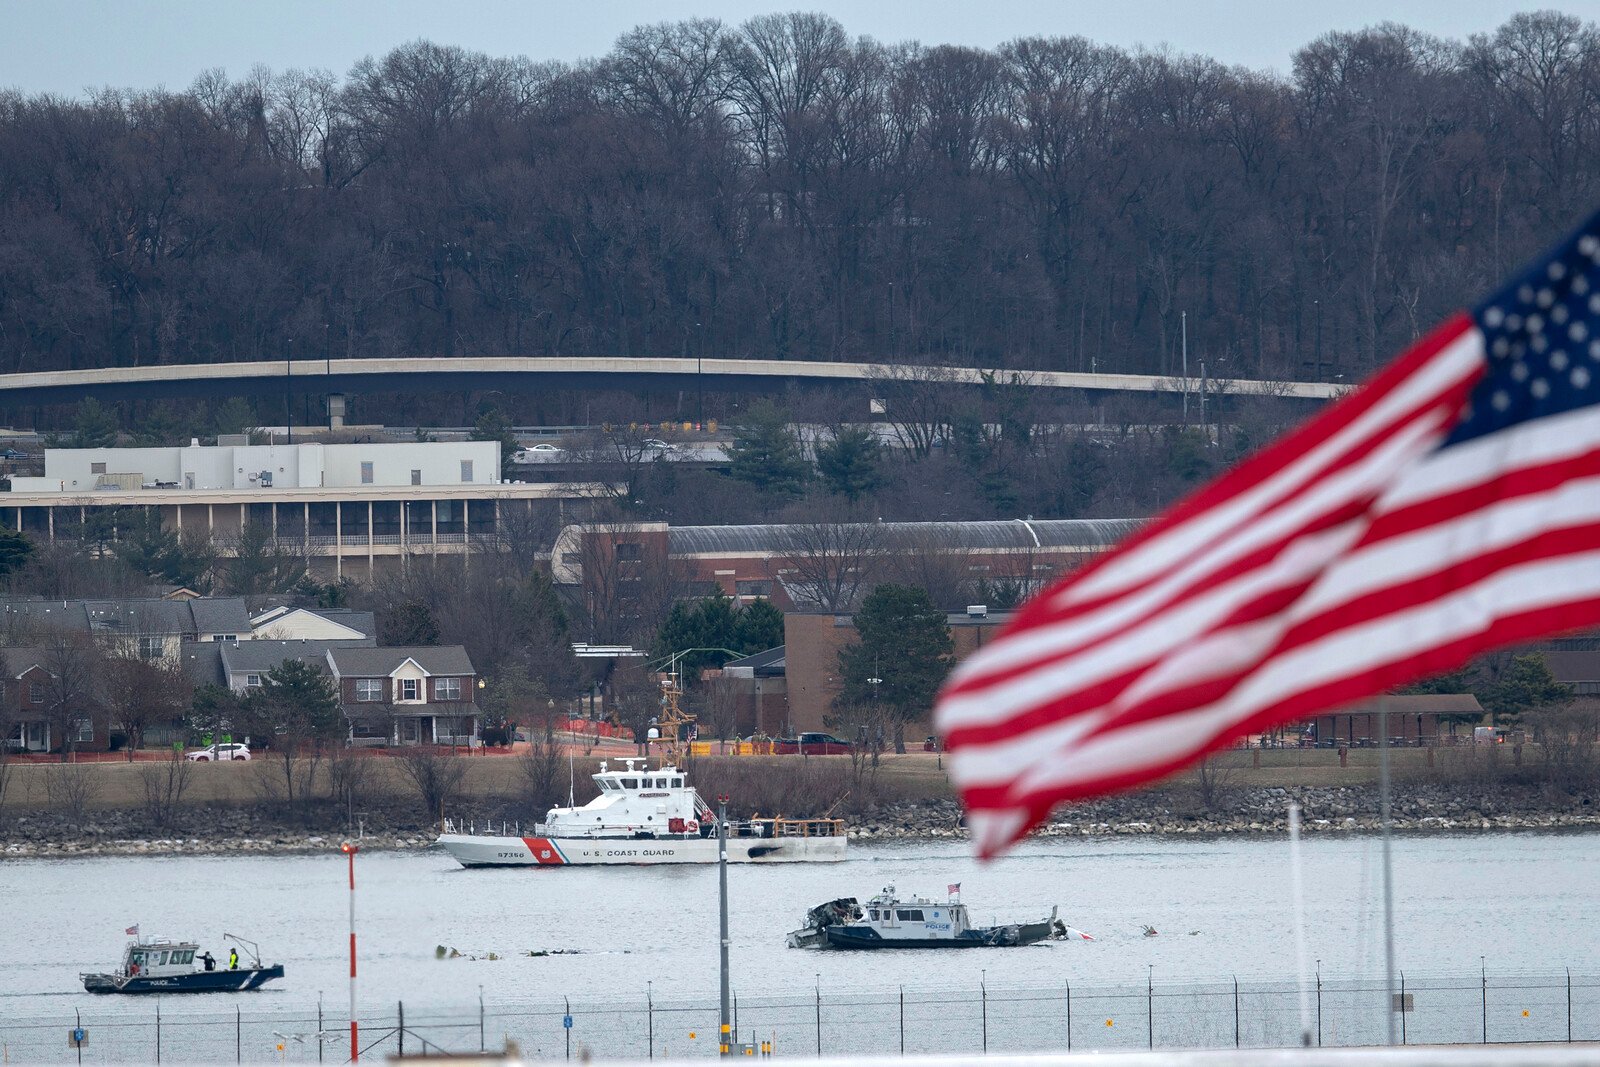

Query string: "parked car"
[1, 448, 30, 461]
[774, 732, 852, 755]
[512, 443, 565, 463]
[186, 742, 251, 762]
[641, 438, 672, 452]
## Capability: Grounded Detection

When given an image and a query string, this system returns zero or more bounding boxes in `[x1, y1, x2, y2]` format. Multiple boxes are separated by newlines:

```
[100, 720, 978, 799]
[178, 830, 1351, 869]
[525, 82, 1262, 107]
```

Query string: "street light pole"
[718, 793, 731, 1058]
[341, 842, 360, 1062]
[866, 676, 882, 768]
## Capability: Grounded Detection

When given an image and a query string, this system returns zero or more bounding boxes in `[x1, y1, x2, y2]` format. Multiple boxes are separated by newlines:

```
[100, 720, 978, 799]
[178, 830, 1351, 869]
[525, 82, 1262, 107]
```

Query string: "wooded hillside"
[0, 12, 1594, 380]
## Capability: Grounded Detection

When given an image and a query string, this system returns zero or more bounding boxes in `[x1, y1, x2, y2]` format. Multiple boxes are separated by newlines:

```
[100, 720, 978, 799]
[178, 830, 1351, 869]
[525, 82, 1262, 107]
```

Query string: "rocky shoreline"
[3, 783, 1597, 859]
[853, 783, 1600, 841]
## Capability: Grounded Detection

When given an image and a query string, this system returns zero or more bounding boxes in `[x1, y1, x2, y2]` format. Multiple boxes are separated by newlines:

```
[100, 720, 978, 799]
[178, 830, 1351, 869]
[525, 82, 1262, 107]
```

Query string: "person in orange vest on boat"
[228, 948, 239, 971]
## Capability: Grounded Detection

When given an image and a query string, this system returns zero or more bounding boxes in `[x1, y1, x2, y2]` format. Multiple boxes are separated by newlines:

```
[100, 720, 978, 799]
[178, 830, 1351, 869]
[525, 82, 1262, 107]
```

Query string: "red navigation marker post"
[341, 842, 360, 1062]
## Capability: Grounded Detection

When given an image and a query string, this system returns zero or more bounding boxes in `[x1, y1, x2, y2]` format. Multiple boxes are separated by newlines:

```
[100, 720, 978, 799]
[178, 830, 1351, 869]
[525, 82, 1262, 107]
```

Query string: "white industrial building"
[17, 440, 498, 493]
[3, 441, 595, 578]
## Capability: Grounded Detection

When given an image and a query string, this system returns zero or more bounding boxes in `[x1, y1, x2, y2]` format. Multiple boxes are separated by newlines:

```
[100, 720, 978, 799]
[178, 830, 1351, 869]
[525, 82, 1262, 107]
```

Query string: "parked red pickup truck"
[773, 733, 853, 755]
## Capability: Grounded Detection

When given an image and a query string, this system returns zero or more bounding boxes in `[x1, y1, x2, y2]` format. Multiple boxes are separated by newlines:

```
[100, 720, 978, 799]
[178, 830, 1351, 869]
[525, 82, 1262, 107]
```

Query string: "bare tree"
[573, 523, 694, 646]
[781, 521, 884, 611]
[516, 732, 566, 820]
[101, 655, 188, 760]
[1528, 702, 1600, 794]
[826, 700, 893, 789]
[45, 762, 100, 830]
[137, 750, 195, 829]
[394, 748, 470, 824]
[697, 678, 743, 747]
[880, 526, 975, 611]
[1194, 753, 1239, 811]
[327, 748, 379, 832]
[39, 630, 102, 762]
[865, 363, 962, 458]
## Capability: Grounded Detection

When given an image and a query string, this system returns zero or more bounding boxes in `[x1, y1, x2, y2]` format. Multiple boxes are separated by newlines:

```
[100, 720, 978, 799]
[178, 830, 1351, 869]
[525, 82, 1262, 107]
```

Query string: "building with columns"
[4, 442, 597, 578]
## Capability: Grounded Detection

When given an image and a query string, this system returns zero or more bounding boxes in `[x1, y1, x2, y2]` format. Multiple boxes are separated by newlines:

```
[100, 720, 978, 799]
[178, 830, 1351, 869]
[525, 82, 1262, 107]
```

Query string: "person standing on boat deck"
[228, 948, 239, 970]
[201, 951, 216, 972]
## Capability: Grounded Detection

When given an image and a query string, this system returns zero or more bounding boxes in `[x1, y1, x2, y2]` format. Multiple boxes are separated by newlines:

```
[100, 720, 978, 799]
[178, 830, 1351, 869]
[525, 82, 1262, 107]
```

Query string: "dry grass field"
[0, 743, 1478, 823]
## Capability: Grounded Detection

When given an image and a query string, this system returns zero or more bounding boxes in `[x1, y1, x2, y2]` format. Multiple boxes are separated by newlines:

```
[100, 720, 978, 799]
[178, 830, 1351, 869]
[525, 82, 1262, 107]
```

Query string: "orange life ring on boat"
[685, 819, 699, 834]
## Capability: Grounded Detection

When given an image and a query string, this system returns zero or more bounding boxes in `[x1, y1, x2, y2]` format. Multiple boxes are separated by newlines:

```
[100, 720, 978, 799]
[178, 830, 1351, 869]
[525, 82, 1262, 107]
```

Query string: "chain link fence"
[5, 969, 1598, 1062]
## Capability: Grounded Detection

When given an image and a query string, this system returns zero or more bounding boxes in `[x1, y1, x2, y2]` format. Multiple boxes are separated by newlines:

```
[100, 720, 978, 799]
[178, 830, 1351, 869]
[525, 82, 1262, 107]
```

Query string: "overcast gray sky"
[4, 0, 1599, 97]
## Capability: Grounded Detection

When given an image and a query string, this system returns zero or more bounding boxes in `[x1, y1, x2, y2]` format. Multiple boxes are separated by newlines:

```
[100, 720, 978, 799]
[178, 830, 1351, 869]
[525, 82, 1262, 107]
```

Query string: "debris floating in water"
[435, 946, 501, 961]
[1142, 925, 1159, 937]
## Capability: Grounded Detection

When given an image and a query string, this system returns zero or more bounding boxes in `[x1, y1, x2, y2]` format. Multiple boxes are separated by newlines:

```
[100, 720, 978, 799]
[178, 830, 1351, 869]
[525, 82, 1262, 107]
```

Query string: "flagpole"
[1379, 708, 1398, 1045]
[1288, 802, 1312, 1047]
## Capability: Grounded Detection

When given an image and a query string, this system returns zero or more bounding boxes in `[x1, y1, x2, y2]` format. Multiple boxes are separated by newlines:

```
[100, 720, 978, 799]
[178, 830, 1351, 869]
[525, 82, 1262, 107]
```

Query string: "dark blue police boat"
[787, 886, 1060, 949]
[82, 934, 284, 994]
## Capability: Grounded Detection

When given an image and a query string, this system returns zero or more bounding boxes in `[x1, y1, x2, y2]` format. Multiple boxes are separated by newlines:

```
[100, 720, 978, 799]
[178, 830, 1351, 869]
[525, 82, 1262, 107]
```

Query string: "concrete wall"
[322, 442, 499, 488]
[47, 447, 183, 488]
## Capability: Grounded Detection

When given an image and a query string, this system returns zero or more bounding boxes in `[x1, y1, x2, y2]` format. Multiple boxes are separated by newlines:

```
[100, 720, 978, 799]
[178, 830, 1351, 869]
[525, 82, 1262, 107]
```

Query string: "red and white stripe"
[937, 315, 1600, 857]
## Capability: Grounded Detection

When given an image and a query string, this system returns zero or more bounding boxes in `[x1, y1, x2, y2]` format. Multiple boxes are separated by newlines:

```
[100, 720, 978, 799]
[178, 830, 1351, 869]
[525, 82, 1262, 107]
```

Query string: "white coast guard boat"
[436, 758, 847, 866]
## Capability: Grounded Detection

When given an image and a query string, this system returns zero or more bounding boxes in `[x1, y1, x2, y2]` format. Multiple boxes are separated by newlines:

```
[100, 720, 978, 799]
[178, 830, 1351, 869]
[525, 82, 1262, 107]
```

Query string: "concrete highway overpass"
[0, 356, 1341, 407]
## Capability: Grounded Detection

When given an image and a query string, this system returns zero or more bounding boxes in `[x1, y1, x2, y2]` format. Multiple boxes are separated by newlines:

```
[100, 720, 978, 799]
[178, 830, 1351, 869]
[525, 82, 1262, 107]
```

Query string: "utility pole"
[1181, 311, 1189, 423]
[286, 341, 294, 445]
[718, 794, 732, 1057]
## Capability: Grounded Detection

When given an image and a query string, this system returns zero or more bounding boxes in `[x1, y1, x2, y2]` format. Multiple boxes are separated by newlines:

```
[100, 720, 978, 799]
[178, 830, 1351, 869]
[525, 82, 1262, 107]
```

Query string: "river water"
[3, 830, 1596, 1019]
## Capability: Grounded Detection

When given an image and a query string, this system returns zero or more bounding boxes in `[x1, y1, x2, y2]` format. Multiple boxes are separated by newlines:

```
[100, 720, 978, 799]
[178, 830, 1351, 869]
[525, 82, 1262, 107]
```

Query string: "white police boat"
[787, 886, 1060, 949]
[81, 935, 285, 994]
[436, 758, 847, 866]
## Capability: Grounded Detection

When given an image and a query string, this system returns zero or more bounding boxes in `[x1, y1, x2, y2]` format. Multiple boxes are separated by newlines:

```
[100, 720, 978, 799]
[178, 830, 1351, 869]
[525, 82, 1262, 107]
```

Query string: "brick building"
[1299, 694, 1484, 746]
[779, 606, 1014, 736]
[552, 518, 1141, 617]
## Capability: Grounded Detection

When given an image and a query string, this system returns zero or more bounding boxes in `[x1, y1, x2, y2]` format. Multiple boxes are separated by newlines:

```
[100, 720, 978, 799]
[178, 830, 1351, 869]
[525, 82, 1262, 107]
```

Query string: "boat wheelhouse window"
[671, 777, 682, 787]
[869, 910, 879, 920]
[896, 909, 925, 921]
[153, 951, 169, 965]
[656, 777, 669, 788]
[621, 778, 638, 789]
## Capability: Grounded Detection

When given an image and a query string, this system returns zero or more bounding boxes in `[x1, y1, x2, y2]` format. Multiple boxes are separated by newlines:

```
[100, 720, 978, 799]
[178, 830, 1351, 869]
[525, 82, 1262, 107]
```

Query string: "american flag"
[125, 924, 139, 936]
[948, 882, 961, 895]
[936, 210, 1600, 858]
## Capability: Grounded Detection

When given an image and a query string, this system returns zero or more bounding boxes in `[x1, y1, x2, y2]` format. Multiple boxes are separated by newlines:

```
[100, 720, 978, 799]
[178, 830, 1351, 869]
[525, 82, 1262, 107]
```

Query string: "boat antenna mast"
[222, 933, 262, 968]
[653, 674, 695, 766]
[647, 648, 740, 765]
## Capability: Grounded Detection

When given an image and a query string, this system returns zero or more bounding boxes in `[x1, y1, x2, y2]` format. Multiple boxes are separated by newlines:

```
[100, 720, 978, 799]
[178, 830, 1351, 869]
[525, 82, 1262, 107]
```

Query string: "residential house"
[327, 646, 479, 747]
[0, 596, 253, 661]
[217, 639, 374, 695]
[1, 647, 104, 753]
[249, 606, 376, 642]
